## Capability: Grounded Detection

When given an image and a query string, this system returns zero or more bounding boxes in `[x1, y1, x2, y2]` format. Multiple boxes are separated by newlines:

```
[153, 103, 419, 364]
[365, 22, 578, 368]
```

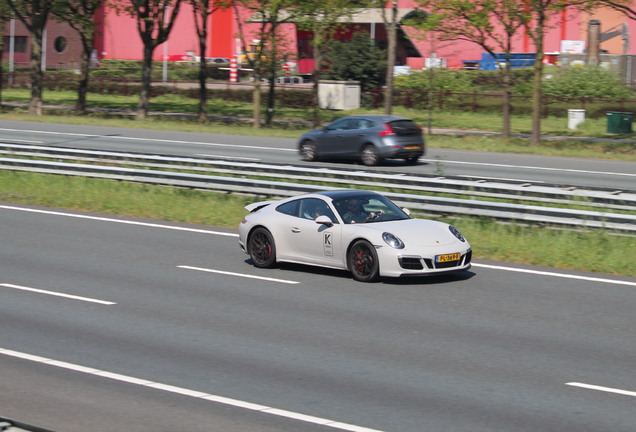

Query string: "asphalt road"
[1, 203, 635, 432]
[1, 119, 635, 191]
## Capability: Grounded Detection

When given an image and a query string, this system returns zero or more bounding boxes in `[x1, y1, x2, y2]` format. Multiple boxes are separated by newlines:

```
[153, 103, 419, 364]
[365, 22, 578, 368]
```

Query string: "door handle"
[291, 227, 301, 233]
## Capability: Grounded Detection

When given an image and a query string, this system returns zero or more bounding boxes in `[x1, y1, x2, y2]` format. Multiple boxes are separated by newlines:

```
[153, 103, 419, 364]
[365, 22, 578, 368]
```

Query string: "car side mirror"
[315, 215, 333, 226]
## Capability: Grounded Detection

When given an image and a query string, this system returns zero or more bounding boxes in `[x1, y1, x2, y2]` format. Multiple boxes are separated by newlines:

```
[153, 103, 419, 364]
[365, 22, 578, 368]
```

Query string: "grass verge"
[2, 170, 634, 277]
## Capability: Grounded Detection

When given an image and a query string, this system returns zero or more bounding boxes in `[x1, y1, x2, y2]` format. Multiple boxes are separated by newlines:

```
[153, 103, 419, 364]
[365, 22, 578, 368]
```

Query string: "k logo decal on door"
[323, 232, 333, 256]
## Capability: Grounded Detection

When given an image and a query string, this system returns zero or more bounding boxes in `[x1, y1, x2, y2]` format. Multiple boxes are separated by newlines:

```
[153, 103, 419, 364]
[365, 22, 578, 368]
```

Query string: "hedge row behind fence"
[4, 72, 636, 118]
[365, 90, 636, 118]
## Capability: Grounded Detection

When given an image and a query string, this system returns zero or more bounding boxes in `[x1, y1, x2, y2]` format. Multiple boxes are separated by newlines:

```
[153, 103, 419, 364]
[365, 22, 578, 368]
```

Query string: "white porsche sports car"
[239, 190, 472, 282]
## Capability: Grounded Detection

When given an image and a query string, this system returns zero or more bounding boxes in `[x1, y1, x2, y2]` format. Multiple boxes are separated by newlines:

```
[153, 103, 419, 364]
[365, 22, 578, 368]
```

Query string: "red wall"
[83, 2, 636, 68]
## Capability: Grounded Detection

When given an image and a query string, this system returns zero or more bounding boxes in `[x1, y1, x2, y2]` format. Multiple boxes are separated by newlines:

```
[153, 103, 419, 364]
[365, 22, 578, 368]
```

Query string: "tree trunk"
[384, 5, 397, 115]
[312, 49, 322, 127]
[265, 60, 277, 127]
[0, 18, 4, 109]
[252, 79, 261, 128]
[197, 55, 208, 122]
[76, 46, 91, 114]
[501, 67, 512, 139]
[530, 50, 544, 146]
[530, 20, 545, 147]
[29, 26, 44, 116]
[137, 44, 154, 120]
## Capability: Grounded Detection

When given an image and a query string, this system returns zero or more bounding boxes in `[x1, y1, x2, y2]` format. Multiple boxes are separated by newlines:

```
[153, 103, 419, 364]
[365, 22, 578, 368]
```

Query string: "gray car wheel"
[361, 144, 380, 166]
[405, 155, 419, 165]
[300, 140, 318, 161]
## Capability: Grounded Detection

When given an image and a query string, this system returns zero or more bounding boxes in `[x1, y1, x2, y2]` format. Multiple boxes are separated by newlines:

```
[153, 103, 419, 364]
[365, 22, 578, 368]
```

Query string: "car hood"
[362, 219, 461, 247]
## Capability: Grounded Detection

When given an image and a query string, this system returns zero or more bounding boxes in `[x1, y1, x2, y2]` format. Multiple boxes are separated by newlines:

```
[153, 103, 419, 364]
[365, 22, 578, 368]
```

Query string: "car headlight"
[382, 232, 404, 249]
[449, 225, 465, 242]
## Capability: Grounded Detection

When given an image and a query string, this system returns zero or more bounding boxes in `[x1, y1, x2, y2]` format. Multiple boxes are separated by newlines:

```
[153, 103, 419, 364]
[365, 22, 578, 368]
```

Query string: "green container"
[606, 111, 633, 134]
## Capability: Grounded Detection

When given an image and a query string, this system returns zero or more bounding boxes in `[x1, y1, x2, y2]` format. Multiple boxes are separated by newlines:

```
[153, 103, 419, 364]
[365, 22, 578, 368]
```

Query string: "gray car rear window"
[390, 120, 420, 134]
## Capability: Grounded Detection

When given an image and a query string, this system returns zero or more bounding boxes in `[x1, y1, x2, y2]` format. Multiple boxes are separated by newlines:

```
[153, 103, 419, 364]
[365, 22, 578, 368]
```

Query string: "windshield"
[333, 194, 410, 224]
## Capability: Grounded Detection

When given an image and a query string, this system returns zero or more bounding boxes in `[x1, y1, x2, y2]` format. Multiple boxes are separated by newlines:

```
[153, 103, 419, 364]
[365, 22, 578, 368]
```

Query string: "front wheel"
[360, 144, 380, 166]
[300, 140, 318, 161]
[348, 240, 380, 282]
[248, 227, 276, 268]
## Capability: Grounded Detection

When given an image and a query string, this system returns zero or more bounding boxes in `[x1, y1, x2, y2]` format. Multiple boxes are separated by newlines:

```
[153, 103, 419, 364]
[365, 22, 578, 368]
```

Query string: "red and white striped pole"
[229, 57, 238, 83]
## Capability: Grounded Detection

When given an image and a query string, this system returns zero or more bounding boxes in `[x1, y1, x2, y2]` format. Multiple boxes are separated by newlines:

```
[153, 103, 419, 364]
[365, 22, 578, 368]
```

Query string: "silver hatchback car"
[298, 114, 425, 166]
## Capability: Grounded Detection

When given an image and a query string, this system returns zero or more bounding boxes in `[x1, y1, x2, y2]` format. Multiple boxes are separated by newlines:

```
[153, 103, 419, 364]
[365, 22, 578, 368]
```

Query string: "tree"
[189, 0, 230, 122]
[322, 32, 385, 90]
[294, 0, 357, 127]
[116, 0, 183, 120]
[593, 0, 636, 19]
[0, 0, 10, 109]
[501, 0, 635, 145]
[234, 0, 298, 128]
[382, 1, 398, 114]
[6, 0, 58, 115]
[52, 0, 106, 114]
[413, 0, 526, 139]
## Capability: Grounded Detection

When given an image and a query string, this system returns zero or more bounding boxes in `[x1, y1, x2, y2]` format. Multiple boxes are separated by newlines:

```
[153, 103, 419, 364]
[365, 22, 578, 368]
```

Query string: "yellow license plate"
[405, 146, 420, 150]
[436, 253, 461, 263]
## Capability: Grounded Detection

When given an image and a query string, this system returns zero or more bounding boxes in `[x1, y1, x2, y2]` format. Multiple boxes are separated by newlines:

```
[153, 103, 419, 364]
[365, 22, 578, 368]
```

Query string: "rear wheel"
[248, 227, 276, 268]
[405, 155, 419, 165]
[300, 140, 318, 161]
[360, 144, 380, 166]
[348, 240, 380, 282]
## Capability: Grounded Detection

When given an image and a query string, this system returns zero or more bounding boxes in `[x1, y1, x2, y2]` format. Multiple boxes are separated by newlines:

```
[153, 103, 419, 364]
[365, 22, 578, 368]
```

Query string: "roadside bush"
[394, 69, 475, 109]
[543, 64, 634, 99]
[93, 59, 145, 78]
[470, 68, 534, 93]
[395, 68, 474, 92]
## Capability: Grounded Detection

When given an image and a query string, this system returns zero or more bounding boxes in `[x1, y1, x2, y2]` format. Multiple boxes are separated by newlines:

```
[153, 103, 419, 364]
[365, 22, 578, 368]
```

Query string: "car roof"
[314, 190, 383, 200]
[342, 114, 412, 122]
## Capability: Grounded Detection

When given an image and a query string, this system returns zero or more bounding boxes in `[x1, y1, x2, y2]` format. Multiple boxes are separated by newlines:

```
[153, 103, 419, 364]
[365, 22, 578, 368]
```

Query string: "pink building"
[3, 2, 635, 73]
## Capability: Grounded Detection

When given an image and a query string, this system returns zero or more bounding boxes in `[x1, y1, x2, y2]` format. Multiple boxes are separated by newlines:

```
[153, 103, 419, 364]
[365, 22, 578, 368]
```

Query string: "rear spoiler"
[245, 201, 275, 213]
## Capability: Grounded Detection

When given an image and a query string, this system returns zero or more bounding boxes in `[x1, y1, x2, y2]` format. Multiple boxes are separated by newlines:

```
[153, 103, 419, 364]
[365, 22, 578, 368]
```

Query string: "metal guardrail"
[2, 143, 635, 210]
[1, 145, 635, 232]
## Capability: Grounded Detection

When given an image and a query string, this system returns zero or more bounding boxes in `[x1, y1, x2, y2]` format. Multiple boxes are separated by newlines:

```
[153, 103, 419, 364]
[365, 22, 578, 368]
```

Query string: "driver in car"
[343, 200, 383, 223]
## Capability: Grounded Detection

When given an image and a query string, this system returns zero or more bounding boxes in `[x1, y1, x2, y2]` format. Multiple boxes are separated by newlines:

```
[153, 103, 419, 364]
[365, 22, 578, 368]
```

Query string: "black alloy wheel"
[248, 227, 277, 268]
[348, 240, 380, 282]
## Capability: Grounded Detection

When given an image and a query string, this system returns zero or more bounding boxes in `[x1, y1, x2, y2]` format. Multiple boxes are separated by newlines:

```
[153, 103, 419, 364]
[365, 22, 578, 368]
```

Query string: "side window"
[299, 198, 337, 222]
[276, 200, 299, 217]
[328, 118, 350, 131]
[360, 119, 373, 129]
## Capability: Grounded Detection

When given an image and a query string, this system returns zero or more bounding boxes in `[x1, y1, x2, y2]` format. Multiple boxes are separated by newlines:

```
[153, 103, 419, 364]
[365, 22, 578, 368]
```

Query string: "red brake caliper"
[356, 249, 364, 272]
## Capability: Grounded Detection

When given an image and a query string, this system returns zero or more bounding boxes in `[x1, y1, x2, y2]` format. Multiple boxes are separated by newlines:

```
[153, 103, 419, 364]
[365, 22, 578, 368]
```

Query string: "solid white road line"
[566, 382, 636, 398]
[0, 283, 116, 305]
[419, 158, 636, 178]
[471, 263, 636, 287]
[0, 127, 296, 152]
[0, 205, 239, 237]
[195, 153, 260, 161]
[0, 347, 382, 432]
[178, 265, 300, 285]
[1, 138, 43, 144]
